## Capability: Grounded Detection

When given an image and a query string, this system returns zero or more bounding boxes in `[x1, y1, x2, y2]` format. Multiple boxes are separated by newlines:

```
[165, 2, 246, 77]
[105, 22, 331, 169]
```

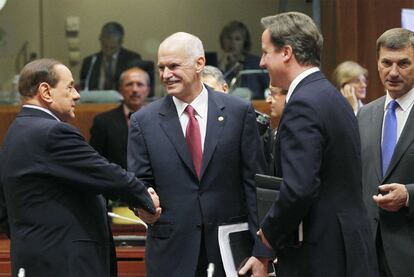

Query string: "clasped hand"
[373, 183, 408, 212]
[133, 187, 162, 224]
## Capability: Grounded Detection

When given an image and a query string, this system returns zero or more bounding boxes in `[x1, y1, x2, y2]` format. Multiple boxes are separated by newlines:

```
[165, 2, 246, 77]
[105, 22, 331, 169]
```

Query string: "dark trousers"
[376, 226, 393, 277]
[195, 230, 208, 277]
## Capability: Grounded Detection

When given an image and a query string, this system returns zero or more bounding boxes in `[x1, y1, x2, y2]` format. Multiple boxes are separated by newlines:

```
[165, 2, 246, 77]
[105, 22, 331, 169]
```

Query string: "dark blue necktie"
[381, 100, 399, 177]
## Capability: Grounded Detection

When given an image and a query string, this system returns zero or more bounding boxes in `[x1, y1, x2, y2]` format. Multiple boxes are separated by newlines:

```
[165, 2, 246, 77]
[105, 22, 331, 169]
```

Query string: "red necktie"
[185, 105, 202, 178]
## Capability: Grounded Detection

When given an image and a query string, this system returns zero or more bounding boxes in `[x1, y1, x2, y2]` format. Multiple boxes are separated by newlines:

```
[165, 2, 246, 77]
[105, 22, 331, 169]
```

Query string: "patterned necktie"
[185, 105, 202, 179]
[104, 57, 113, 90]
[381, 100, 399, 177]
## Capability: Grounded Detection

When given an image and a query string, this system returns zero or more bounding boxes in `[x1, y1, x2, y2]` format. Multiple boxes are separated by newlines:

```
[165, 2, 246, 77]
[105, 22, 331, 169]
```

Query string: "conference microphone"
[84, 55, 97, 91]
[223, 61, 241, 79]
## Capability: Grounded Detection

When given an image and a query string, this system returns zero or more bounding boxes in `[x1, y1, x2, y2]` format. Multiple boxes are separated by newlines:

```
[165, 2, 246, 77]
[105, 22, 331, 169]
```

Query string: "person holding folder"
[240, 12, 378, 276]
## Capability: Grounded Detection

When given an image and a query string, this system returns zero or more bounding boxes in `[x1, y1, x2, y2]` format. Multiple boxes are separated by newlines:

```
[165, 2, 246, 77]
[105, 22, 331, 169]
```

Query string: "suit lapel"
[158, 97, 196, 177]
[371, 98, 385, 182]
[384, 102, 414, 180]
[200, 90, 225, 179]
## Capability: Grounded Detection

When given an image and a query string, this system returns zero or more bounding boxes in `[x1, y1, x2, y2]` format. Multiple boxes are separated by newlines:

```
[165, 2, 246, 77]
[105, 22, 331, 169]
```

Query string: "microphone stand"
[84, 55, 97, 91]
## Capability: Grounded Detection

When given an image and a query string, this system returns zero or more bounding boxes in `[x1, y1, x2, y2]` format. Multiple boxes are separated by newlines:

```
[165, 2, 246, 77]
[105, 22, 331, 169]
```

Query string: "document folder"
[255, 174, 303, 247]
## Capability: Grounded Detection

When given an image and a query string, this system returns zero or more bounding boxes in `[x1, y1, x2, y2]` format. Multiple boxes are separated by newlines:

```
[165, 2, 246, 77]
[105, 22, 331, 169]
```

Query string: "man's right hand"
[134, 187, 161, 224]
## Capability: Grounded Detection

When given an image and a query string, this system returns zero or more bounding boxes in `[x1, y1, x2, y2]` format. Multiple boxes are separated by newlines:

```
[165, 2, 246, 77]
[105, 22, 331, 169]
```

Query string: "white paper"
[218, 222, 248, 277]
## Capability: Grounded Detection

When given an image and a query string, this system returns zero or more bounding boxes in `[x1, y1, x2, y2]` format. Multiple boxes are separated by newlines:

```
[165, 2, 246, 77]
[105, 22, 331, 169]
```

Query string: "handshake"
[132, 187, 162, 224]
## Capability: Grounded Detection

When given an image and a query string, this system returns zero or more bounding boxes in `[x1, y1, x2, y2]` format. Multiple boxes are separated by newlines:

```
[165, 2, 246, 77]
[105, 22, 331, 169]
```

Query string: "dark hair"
[100, 21, 124, 40]
[261, 12, 323, 67]
[376, 28, 414, 59]
[219, 21, 251, 53]
[18, 58, 61, 97]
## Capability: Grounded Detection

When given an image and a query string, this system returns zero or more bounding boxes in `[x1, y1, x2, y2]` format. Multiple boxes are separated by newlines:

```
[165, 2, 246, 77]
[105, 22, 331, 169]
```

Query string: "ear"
[38, 82, 53, 104]
[195, 56, 206, 73]
[282, 45, 293, 61]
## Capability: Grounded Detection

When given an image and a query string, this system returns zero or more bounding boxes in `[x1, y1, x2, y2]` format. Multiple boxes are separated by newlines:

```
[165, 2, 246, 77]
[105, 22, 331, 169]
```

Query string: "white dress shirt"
[22, 104, 60, 121]
[172, 84, 208, 152]
[286, 67, 320, 103]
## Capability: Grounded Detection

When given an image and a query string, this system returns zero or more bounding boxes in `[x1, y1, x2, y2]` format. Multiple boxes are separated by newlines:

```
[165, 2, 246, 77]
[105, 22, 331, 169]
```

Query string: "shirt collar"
[385, 87, 414, 111]
[286, 67, 320, 103]
[173, 84, 208, 118]
[22, 104, 60, 121]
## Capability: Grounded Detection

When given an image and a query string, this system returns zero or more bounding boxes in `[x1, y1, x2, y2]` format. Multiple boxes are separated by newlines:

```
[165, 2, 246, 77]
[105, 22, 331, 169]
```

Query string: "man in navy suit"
[128, 32, 270, 277]
[248, 12, 378, 276]
[80, 22, 141, 91]
[0, 59, 158, 277]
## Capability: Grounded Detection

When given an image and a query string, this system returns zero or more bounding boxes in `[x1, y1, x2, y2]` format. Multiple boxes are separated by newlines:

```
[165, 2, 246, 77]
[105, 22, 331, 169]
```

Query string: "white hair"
[160, 32, 205, 60]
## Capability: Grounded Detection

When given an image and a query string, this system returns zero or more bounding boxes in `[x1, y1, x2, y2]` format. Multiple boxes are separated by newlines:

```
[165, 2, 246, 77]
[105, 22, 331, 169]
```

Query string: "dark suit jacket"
[128, 88, 270, 276]
[90, 104, 128, 169]
[0, 107, 155, 277]
[80, 47, 141, 90]
[358, 95, 414, 276]
[261, 71, 378, 276]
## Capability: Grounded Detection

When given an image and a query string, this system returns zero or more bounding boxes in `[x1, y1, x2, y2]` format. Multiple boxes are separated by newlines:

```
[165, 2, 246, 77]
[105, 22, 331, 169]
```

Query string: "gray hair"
[160, 32, 204, 61]
[376, 28, 414, 59]
[261, 12, 323, 67]
[201, 66, 226, 85]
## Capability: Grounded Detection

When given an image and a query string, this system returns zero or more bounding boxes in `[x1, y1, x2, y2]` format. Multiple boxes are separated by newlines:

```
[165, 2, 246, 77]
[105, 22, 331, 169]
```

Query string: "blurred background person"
[218, 20, 268, 99]
[263, 85, 287, 175]
[80, 22, 141, 91]
[89, 66, 150, 170]
[201, 65, 229, 93]
[332, 60, 368, 114]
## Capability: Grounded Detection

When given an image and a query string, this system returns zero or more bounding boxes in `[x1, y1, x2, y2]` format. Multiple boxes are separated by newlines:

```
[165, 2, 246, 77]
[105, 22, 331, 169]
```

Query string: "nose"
[389, 63, 399, 77]
[266, 95, 272, 103]
[259, 55, 266, 69]
[73, 88, 81, 100]
[161, 67, 173, 80]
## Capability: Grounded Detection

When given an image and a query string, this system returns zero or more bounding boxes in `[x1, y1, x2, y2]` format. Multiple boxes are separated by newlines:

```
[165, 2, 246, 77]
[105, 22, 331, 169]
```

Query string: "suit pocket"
[149, 222, 173, 239]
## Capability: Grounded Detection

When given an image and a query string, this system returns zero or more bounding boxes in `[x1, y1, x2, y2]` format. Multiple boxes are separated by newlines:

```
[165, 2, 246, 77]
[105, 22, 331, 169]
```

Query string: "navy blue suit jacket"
[0, 107, 154, 277]
[90, 104, 129, 169]
[128, 88, 269, 276]
[261, 71, 378, 276]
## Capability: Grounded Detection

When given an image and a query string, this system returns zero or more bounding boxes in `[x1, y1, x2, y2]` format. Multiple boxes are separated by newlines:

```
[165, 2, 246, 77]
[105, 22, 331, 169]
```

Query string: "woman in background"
[332, 61, 368, 114]
[218, 20, 268, 99]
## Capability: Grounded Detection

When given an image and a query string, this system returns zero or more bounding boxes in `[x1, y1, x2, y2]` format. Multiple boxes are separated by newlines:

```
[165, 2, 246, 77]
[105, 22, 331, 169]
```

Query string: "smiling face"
[378, 46, 414, 99]
[157, 42, 204, 103]
[48, 64, 80, 121]
[260, 29, 287, 89]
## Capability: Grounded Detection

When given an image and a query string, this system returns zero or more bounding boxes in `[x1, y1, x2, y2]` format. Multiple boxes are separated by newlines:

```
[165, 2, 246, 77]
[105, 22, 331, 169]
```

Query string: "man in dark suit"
[248, 12, 378, 276]
[0, 59, 159, 277]
[358, 28, 414, 276]
[79, 22, 141, 91]
[128, 32, 271, 277]
[90, 67, 150, 169]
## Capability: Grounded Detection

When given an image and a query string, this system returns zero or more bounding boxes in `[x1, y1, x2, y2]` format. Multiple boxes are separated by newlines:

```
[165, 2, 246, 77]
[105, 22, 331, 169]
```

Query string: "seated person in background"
[201, 65, 229, 93]
[218, 20, 269, 99]
[90, 67, 150, 170]
[332, 60, 368, 114]
[80, 21, 141, 91]
[263, 85, 288, 175]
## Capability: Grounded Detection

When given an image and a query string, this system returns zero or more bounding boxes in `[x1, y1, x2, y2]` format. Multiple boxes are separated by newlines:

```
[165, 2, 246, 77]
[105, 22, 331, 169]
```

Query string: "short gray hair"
[261, 12, 323, 67]
[201, 66, 226, 85]
[376, 28, 414, 59]
[160, 32, 204, 61]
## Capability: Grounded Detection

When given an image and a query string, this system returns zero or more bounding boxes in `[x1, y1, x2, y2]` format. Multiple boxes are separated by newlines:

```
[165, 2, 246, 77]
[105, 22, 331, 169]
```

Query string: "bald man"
[128, 32, 270, 277]
[90, 67, 150, 169]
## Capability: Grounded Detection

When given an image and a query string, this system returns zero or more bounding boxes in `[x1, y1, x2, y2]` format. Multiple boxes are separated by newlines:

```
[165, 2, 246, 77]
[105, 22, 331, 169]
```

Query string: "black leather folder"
[255, 174, 282, 223]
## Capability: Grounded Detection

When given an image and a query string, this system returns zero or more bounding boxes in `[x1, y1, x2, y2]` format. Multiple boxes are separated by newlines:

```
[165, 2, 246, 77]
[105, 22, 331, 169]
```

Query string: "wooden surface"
[0, 100, 271, 147]
[320, 0, 414, 103]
